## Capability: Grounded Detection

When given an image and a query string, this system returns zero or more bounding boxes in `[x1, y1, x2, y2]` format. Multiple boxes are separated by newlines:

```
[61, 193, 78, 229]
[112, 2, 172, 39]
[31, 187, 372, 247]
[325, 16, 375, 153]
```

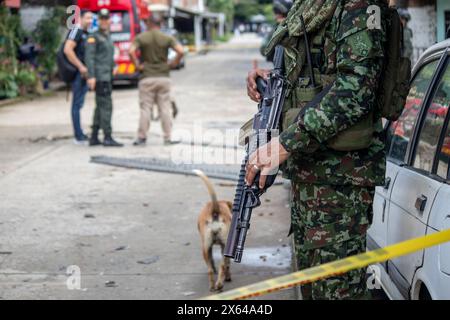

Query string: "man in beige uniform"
[129, 14, 184, 146]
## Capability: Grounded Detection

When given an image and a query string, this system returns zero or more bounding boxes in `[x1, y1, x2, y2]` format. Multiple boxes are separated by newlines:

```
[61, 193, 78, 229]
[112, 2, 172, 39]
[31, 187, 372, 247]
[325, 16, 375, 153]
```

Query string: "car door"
[422, 113, 450, 299]
[387, 54, 450, 298]
[411, 93, 450, 300]
[368, 58, 440, 253]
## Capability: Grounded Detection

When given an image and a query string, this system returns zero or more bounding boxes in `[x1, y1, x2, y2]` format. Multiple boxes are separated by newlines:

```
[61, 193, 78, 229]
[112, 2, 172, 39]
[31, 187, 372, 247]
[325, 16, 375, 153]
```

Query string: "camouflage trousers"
[290, 182, 374, 300]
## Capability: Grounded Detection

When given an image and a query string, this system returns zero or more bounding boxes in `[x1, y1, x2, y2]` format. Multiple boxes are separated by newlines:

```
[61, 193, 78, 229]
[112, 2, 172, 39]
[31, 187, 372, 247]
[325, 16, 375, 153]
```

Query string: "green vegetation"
[234, 0, 274, 24]
[0, 6, 25, 98]
[207, 0, 235, 26]
[207, 0, 275, 26]
[213, 32, 233, 43]
[34, 6, 66, 84]
[0, 5, 65, 99]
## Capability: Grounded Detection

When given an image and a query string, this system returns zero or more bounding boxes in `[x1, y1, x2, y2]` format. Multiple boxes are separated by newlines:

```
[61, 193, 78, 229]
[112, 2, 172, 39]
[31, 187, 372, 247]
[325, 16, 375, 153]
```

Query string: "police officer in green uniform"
[86, 8, 123, 147]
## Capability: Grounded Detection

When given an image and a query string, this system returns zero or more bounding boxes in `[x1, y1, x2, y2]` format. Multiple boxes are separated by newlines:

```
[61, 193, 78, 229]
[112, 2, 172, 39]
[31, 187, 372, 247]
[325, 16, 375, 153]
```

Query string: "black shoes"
[89, 136, 102, 146]
[89, 130, 123, 147]
[89, 138, 102, 146]
[103, 135, 124, 147]
[133, 138, 147, 146]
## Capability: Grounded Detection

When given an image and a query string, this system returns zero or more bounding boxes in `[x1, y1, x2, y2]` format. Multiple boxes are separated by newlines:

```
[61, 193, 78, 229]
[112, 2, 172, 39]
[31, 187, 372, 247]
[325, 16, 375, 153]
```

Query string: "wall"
[409, 5, 437, 63]
[19, 5, 48, 32]
[172, 0, 204, 12]
[384, 1, 439, 63]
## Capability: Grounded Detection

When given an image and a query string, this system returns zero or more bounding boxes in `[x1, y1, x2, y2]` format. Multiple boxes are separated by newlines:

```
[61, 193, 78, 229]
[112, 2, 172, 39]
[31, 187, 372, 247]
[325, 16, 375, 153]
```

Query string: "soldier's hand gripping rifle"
[224, 45, 287, 263]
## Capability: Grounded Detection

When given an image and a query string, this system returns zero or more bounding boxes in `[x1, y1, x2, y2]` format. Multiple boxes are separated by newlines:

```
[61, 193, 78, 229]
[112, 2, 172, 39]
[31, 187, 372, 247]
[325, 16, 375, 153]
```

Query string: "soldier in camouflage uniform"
[245, 0, 388, 299]
[260, 0, 293, 62]
[398, 8, 413, 62]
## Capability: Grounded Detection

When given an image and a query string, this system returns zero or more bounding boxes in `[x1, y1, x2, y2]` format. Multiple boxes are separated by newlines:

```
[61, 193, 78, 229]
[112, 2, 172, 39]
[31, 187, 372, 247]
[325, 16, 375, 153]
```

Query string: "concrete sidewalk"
[0, 34, 295, 300]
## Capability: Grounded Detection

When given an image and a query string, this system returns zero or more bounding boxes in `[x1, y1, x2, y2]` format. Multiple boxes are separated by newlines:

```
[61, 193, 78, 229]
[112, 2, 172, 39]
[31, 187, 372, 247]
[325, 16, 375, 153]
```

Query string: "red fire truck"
[77, 0, 150, 83]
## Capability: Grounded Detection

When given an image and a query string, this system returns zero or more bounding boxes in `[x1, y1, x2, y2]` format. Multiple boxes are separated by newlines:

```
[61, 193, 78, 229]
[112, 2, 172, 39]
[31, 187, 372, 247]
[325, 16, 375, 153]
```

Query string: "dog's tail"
[192, 169, 220, 213]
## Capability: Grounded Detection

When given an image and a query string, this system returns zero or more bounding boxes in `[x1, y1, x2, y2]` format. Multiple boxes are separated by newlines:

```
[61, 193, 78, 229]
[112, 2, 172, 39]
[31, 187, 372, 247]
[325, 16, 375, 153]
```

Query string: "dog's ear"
[226, 201, 232, 210]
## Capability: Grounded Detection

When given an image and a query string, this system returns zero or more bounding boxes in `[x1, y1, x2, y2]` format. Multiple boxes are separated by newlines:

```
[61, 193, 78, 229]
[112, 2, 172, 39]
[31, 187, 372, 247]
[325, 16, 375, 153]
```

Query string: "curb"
[0, 83, 66, 108]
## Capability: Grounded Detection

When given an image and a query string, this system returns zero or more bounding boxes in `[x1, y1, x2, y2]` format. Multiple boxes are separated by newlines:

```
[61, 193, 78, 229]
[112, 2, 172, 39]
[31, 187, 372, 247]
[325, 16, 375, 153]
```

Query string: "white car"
[368, 39, 450, 300]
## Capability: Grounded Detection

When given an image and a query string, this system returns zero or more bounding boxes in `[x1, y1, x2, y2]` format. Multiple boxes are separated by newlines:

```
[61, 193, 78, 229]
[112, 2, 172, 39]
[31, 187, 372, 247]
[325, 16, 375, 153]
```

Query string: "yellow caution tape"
[204, 229, 450, 300]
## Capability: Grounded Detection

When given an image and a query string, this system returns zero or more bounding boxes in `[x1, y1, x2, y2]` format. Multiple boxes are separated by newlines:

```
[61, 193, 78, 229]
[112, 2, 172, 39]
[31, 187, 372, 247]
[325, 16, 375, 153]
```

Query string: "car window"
[437, 118, 450, 180]
[413, 61, 450, 173]
[387, 60, 439, 163]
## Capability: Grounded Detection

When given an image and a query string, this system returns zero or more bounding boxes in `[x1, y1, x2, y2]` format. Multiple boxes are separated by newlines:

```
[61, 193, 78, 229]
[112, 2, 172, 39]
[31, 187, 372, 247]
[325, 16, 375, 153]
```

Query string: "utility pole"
[168, 0, 175, 29]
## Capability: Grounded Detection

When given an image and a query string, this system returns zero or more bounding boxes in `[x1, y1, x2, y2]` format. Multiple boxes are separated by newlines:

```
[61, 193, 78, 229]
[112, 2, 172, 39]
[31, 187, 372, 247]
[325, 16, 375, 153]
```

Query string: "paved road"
[0, 34, 295, 300]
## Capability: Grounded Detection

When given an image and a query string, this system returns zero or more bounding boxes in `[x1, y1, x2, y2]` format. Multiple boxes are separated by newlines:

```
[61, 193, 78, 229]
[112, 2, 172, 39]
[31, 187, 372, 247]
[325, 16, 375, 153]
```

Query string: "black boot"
[89, 128, 101, 146]
[103, 134, 123, 147]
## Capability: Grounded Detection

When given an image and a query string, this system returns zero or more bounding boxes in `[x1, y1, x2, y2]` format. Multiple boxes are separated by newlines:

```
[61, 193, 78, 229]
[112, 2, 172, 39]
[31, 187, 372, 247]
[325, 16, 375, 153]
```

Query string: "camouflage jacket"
[277, 0, 387, 187]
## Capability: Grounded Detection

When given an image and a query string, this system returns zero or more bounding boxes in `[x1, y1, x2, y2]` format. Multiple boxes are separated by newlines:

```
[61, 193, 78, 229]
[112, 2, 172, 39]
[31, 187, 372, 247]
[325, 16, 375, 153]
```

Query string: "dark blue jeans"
[71, 72, 89, 139]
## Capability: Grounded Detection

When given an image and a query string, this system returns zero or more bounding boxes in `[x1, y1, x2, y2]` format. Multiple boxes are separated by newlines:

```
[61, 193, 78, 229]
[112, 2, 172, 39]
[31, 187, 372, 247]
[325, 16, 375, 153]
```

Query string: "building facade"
[390, 0, 449, 63]
[146, 0, 224, 51]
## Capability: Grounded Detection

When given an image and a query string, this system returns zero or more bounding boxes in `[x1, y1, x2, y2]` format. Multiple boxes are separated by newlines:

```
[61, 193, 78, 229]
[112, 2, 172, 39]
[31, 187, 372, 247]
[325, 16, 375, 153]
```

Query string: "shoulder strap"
[294, 82, 334, 122]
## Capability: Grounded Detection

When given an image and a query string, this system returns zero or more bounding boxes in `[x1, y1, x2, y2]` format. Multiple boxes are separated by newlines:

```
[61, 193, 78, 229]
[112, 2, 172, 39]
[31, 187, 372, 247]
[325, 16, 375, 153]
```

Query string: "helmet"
[273, 0, 293, 16]
[397, 8, 411, 21]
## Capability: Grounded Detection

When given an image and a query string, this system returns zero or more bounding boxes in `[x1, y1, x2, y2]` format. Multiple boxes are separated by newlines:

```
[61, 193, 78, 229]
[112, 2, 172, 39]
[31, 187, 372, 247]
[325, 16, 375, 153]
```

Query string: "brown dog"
[193, 170, 232, 292]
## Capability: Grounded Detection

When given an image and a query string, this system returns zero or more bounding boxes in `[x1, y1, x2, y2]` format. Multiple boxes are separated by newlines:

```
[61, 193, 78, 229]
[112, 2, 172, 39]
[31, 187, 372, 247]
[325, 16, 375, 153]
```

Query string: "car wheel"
[419, 285, 432, 300]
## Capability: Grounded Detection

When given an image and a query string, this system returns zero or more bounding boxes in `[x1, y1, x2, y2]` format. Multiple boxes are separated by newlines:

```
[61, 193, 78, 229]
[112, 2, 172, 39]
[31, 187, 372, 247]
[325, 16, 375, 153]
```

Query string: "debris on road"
[77, 243, 91, 247]
[105, 281, 117, 288]
[137, 256, 159, 265]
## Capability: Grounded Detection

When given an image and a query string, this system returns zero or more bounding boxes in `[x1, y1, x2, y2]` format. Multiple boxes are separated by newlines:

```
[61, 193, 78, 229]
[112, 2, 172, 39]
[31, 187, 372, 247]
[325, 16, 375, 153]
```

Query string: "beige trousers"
[138, 77, 172, 140]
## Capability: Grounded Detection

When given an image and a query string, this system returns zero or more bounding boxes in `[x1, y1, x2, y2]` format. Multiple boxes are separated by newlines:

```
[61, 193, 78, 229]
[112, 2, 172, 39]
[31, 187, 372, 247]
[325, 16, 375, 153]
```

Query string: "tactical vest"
[280, 3, 376, 152]
[279, 2, 410, 152]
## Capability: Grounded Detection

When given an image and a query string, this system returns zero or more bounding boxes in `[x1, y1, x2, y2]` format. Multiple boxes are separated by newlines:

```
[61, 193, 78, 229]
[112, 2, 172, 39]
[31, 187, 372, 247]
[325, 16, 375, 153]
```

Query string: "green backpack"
[327, 6, 412, 151]
[303, 6, 411, 151]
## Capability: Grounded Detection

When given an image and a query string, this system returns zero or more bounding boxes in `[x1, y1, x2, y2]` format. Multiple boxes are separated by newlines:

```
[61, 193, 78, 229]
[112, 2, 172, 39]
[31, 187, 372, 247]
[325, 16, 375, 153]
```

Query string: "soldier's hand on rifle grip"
[245, 137, 290, 189]
[247, 69, 270, 102]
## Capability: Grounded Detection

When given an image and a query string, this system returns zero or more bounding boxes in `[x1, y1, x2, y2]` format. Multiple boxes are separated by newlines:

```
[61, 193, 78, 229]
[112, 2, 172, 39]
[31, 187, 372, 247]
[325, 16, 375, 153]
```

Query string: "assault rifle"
[224, 45, 287, 262]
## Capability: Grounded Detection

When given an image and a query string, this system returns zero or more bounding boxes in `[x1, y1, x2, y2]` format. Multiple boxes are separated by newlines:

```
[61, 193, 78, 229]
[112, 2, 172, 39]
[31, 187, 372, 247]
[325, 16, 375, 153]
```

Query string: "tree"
[34, 6, 66, 83]
[234, 0, 274, 24]
[207, 0, 235, 26]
